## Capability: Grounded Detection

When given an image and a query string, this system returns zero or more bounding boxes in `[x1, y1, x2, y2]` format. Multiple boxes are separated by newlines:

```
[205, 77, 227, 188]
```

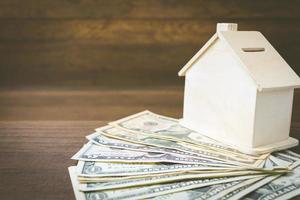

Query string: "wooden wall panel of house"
[0, 0, 299, 89]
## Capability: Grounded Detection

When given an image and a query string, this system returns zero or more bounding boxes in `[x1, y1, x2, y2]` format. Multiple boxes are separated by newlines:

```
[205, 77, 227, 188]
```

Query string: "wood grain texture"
[0, 20, 299, 88]
[1, 19, 299, 44]
[0, 120, 299, 200]
[0, 0, 299, 19]
[0, 1, 300, 199]
[0, 1, 299, 89]
[0, 88, 299, 122]
[0, 89, 299, 199]
[0, 43, 189, 88]
[0, 89, 184, 121]
[0, 121, 102, 200]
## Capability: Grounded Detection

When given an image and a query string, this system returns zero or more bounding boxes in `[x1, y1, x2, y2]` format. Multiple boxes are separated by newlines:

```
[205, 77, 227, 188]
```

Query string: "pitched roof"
[178, 30, 300, 91]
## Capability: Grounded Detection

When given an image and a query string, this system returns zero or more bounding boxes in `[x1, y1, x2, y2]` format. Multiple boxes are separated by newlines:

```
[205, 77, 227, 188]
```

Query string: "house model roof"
[178, 23, 300, 91]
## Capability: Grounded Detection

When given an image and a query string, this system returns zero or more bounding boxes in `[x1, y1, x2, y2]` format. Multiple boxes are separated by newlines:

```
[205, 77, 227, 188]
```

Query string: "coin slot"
[242, 47, 265, 52]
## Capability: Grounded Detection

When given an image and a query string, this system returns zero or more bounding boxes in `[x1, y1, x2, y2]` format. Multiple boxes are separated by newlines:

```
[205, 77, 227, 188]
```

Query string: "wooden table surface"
[0, 121, 104, 200]
[0, 89, 299, 200]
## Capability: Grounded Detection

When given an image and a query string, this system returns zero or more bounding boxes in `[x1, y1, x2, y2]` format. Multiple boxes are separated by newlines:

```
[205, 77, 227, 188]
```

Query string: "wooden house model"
[178, 23, 300, 154]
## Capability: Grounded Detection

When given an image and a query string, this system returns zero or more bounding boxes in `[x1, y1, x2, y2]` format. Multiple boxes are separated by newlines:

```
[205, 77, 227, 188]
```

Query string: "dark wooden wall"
[0, 0, 300, 89]
[0, 3, 300, 200]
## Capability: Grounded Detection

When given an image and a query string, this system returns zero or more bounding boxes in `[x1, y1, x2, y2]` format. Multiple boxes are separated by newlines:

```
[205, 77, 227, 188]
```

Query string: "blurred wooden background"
[0, 0, 299, 120]
[0, 2, 300, 199]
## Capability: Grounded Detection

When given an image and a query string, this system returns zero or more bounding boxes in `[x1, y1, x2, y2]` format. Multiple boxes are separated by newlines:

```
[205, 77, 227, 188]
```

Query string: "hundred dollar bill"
[151, 176, 264, 200]
[78, 171, 288, 185]
[221, 175, 277, 200]
[78, 168, 287, 183]
[97, 125, 264, 167]
[77, 168, 287, 183]
[72, 142, 236, 166]
[69, 166, 265, 200]
[267, 155, 292, 169]
[178, 142, 267, 166]
[77, 171, 244, 183]
[220, 151, 300, 200]
[272, 150, 300, 168]
[86, 131, 240, 165]
[282, 150, 300, 160]
[108, 110, 267, 158]
[264, 156, 282, 169]
[76, 161, 239, 178]
[78, 169, 267, 192]
[242, 162, 300, 200]
[76, 161, 286, 181]
[78, 173, 180, 183]
[76, 160, 276, 186]
[259, 154, 292, 171]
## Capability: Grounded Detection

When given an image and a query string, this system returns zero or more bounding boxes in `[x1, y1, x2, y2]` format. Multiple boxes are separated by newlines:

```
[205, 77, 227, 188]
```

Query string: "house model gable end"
[178, 23, 300, 90]
[218, 30, 300, 90]
[178, 23, 237, 77]
[178, 33, 218, 76]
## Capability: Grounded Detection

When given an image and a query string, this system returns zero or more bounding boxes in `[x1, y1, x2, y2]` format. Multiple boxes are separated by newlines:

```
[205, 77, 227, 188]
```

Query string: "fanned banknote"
[68, 110, 300, 200]
[76, 161, 239, 178]
[220, 151, 300, 200]
[108, 110, 268, 158]
[243, 162, 300, 200]
[69, 166, 265, 200]
[78, 170, 267, 192]
[72, 142, 237, 166]
[76, 160, 274, 191]
[96, 126, 265, 167]
[150, 176, 263, 200]
[86, 131, 238, 165]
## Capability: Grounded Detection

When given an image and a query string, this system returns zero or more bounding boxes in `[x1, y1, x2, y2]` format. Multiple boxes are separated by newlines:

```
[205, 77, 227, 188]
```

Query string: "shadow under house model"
[178, 23, 300, 155]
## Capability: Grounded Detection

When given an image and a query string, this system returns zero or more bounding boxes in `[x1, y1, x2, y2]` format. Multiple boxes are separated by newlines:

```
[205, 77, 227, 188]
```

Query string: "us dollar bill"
[78, 169, 279, 184]
[86, 131, 234, 165]
[241, 151, 300, 200]
[96, 125, 264, 167]
[69, 166, 265, 200]
[77, 169, 286, 183]
[78, 173, 181, 183]
[77, 161, 286, 181]
[71, 142, 236, 166]
[76, 160, 274, 189]
[272, 150, 300, 168]
[242, 162, 300, 200]
[220, 175, 278, 200]
[78, 169, 267, 192]
[151, 176, 264, 200]
[220, 151, 300, 200]
[108, 110, 267, 158]
[76, 161, 239, 178]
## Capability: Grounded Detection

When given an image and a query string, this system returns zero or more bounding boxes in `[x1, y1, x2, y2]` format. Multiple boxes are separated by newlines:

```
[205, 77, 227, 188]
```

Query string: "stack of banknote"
[68, 110, 300, 200]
